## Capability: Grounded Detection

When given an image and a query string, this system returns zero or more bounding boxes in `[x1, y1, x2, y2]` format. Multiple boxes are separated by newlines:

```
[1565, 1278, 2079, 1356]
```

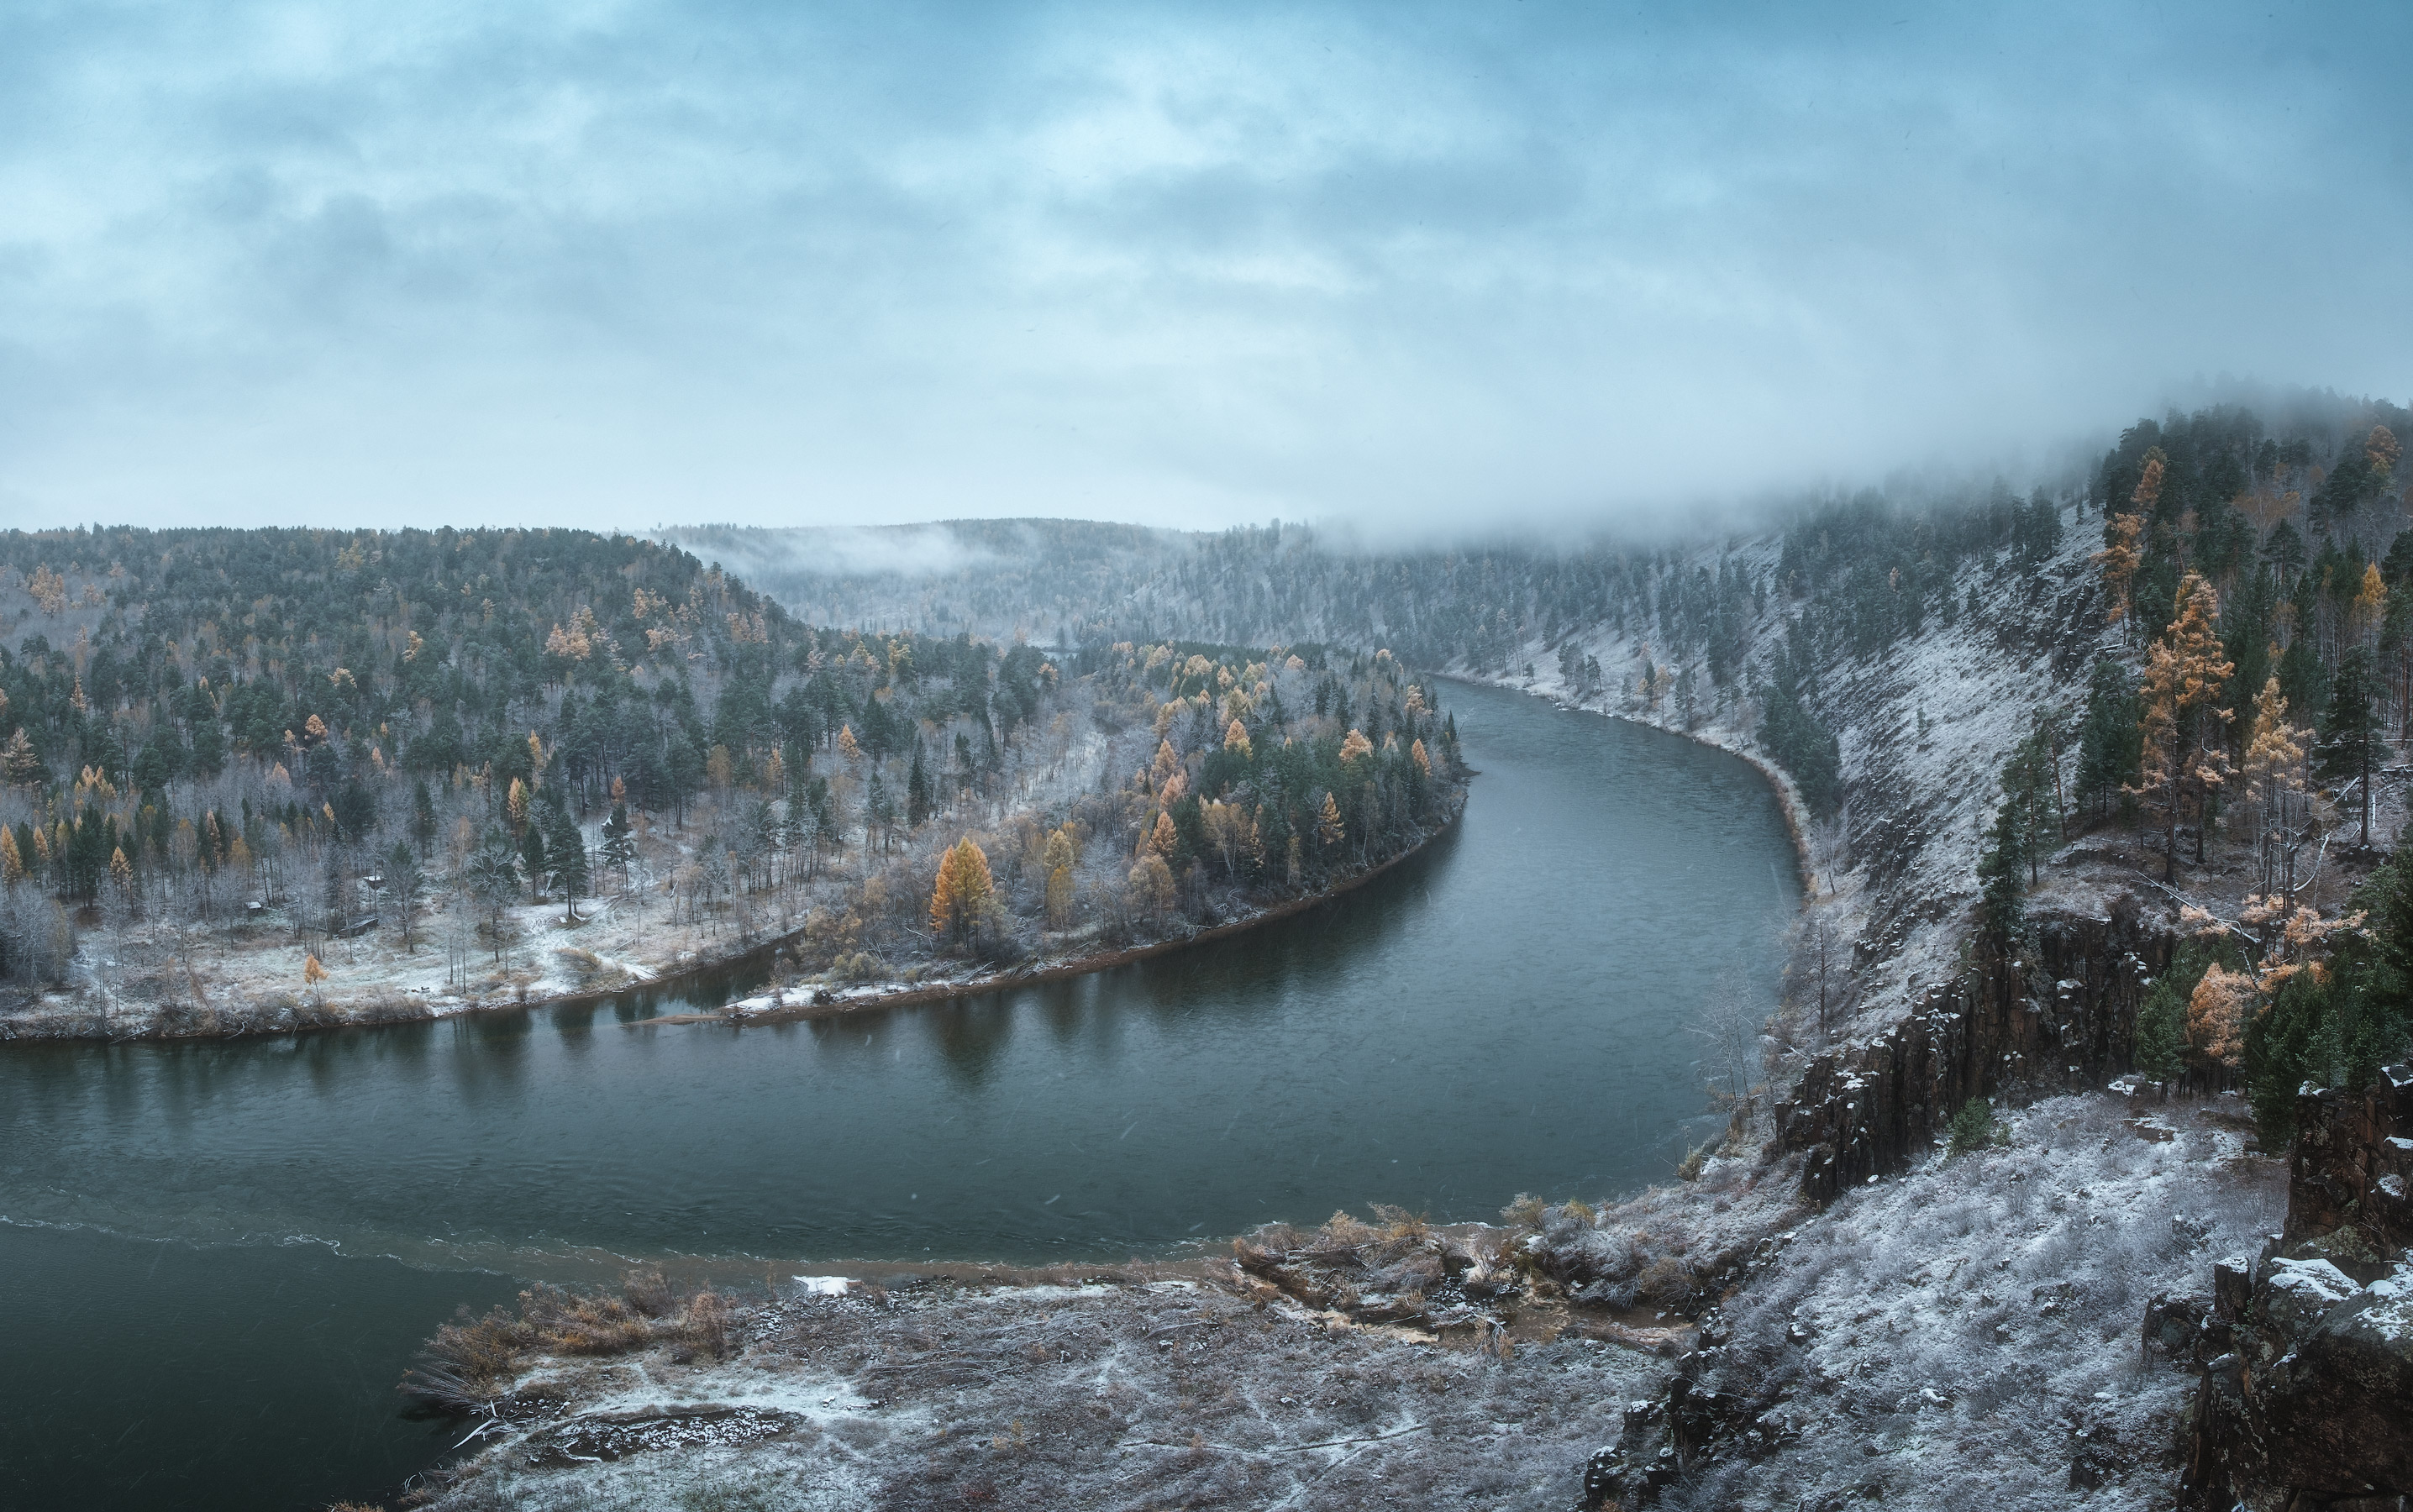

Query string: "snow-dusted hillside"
[1467, 515, 2115, 1042]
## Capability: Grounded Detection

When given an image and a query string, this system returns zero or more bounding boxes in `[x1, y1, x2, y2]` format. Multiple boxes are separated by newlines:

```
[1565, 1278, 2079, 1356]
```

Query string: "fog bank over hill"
[7, 4, 2410, 532]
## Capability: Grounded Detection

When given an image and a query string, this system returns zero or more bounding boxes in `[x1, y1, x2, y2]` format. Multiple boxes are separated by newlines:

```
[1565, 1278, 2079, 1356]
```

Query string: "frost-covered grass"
[1645, 1091, 2284, 1510]
[415, 1273, 1664, 1512]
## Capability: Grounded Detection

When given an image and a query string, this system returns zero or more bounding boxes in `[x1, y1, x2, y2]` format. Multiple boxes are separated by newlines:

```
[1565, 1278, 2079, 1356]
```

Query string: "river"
[0, 682, 1798, 1510]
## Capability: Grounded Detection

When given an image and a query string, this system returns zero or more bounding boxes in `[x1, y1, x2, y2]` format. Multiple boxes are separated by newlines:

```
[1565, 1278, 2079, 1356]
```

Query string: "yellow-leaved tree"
[2238, 676, 2315, 901]
[2349, 561, 2388, 648]
[928, 837, 998, 948]
[1317, 791, 1346, 854]
[1042, 827, 1078, 929]
[1127, 853, 1175, 923]
[2129, 572, 2235, 882]
[2187, 963, 2255, 1070]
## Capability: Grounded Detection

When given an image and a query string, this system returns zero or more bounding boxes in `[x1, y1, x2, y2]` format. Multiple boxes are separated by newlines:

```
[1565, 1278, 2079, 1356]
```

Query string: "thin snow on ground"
[416, 1274, 1666, 1512]
[1648, 1089, 2286, 1509]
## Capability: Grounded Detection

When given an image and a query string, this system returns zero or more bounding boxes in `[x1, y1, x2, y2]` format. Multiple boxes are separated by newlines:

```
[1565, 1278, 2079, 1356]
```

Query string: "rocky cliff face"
[1775, 907, 2172, 1200]
[2170, 1068, 2413, 1510]
[2290, 1065, 2413, 1257]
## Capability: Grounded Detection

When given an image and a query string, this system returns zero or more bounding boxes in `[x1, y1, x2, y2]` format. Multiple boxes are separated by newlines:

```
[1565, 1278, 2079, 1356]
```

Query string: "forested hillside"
[0, 528, 1463, 1033]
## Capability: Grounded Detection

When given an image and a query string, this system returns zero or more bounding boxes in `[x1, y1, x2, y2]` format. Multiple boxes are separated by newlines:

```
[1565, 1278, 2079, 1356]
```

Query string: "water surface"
[0, 682, 1797, 1509]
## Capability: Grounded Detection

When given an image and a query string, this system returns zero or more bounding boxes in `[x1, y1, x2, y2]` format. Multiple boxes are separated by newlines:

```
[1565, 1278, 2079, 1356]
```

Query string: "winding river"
[0, 681, 1798, 1511]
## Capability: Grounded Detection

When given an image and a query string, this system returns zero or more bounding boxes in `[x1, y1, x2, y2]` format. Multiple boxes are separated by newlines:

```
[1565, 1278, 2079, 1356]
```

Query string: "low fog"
[2, 3, 2407, 537]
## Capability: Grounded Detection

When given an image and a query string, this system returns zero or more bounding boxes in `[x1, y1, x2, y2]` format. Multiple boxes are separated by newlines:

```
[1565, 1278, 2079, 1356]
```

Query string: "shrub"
[1948, 1096, 2005, 1156]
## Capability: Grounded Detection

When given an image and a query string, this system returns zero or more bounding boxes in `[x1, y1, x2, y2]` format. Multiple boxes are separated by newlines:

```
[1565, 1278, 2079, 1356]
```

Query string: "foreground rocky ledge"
[397, 1239, 1663, 1512]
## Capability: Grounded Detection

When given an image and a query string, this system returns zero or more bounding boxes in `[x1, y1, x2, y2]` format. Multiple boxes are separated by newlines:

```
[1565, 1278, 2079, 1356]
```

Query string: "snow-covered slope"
[1468, 518, 2115, 1042]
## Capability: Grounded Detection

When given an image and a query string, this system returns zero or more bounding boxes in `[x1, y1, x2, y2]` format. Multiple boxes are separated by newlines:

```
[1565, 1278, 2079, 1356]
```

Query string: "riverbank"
[394, 1210, 1684, 1511]
[0, 791, 1465, 1046]
[628, 797, 1463, 1031]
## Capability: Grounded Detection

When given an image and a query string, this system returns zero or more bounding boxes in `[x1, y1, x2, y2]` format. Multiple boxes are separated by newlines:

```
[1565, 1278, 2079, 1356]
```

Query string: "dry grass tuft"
[398, 1268, 728, 1414]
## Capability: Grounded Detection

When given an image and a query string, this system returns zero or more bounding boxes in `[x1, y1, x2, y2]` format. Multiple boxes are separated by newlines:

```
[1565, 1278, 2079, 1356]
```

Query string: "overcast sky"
[3, 1, 2409, 537]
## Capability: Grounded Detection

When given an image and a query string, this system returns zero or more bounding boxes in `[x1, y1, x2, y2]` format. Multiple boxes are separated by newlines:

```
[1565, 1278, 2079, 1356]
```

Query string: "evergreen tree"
[2321, 644, 2383, 846]
[907, 739, 932, 828]
[599, 801, 636, 889]
[1976, 797, 2026, 945]
[412, 778, 439, 853]
[519, 822, 548, 901]
[543, 801, 587, 921]
[2133, 970, 2186, 1092]
[2073, 657, 2141, 824]
[2276, 632, 2327, 736]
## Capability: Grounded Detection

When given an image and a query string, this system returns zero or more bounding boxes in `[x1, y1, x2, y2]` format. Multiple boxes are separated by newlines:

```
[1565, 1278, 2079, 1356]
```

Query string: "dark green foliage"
[519, 822, 548, 899]
[2000, 711, 2064, 884]
[1977, 801, 2027, 945]
[2276, 633, 2328, 740]
[599, 801, 636, 884]
[2138, 940, 2225, 1086]
[2244, 849, 2413, 1146]
[2320, 645, 2381, 844]
[1948, 1097, 2004, 1156]
[542, 798, 587, 913]
[2135, 972, 2187, 1088]
[1757, 631, 1841, 816]
[2074, 658, 2141, 825]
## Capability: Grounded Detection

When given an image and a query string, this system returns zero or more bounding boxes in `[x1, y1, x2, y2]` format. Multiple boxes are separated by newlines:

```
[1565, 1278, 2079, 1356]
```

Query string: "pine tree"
[1976, 799, 2027, 945]
[907, 739, 931, 828]
[599, 802, 636, 890]
[2134, 973, 2186, 1092]
[2000, 712, 2064, 884]
[544, 802, 587, 921]
[412, 779, 438, 853]
[2321, 644, 2384, 846]
[518, 822, 548, 900]
[2074, 657, 2141, 823]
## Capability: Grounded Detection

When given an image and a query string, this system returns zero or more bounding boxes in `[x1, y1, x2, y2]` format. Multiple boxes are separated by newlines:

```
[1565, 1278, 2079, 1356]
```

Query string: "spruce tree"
[2074, 657, 2142, 824]
[544, 801, 587, 921]
[599, 802, 636, 889]
[2321, 644, 2383, 846]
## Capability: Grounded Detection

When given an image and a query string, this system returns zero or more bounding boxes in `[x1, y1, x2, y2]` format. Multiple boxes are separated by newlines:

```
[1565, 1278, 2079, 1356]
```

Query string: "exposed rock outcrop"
[2176, 1068, 2413, 1510]
[2290, 1064, 2413, 1260]
[1776, 908, 2170, 1200]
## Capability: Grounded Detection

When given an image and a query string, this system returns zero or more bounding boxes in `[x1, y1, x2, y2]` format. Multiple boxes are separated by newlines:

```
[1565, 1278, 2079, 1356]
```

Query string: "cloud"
[2, 1, 2409, 537]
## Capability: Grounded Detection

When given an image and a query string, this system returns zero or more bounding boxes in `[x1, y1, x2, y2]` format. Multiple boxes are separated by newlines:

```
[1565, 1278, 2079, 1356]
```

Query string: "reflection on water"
[0, 682, 1798, 1511]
